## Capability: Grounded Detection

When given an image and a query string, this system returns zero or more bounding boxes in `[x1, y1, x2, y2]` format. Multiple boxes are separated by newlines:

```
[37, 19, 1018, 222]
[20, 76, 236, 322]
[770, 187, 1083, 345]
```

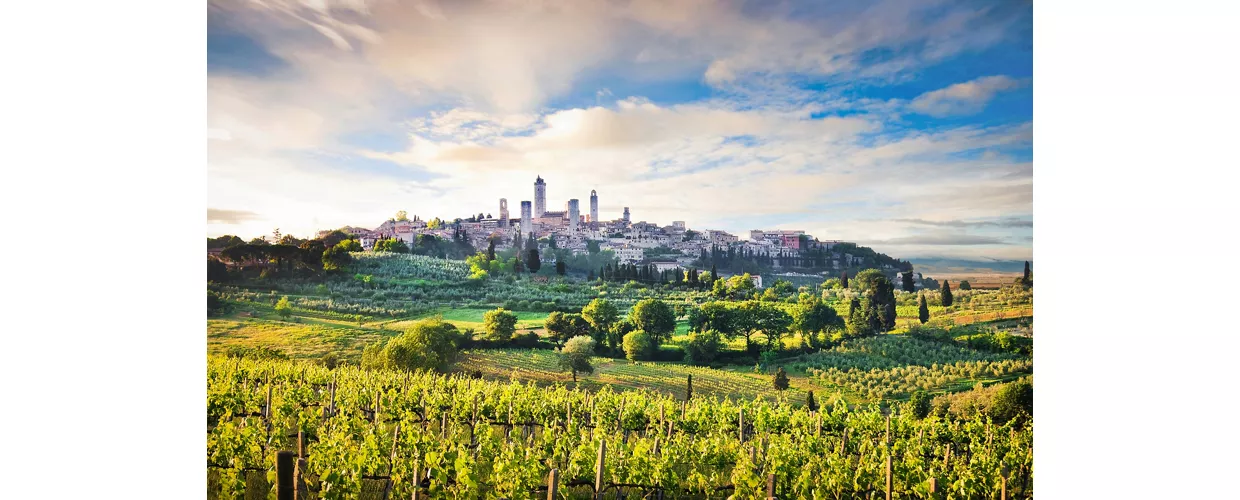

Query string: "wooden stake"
[944, 444, 952, 469]
[738, 408, 745, 442]
[840, 428, 848, 455]
[929, 477, 937, 495]
[547, 468, 559, 500]
[594, 441, 606, 500]
[885, 414, 891, 446]
[294, 458, 308, 500]
[277, 451, 294, 500]
[816, 412, 822, 437]
[411, 462, 420, 500]
[885, 451, 892, 500]
[766, 473, 775, 499]
[388, 424, 400, 475]
[297, 430, 305, 459]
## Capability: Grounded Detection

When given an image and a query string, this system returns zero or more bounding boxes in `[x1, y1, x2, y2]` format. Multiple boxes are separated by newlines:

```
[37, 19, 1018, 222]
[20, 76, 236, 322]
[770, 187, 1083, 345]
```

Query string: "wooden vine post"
[738, 408, 745, 443]
[547, 468, 559, 500]
[276, 451, 294, 500]
[1000, 464, 1010, 500]
[411, 461, 421, 500]
[594, 441, 606, 500]
[766, 473, 775, 499]
[884, 447, 892, 500]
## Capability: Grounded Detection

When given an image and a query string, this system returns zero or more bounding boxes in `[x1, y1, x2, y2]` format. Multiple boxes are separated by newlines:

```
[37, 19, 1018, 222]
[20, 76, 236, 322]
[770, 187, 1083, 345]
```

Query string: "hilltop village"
[315, 175, 918, 287]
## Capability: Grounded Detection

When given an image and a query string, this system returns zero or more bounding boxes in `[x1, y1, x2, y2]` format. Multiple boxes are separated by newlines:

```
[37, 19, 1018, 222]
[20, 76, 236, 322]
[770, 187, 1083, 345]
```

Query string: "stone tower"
[589, 190, 598, 225]
[623, 207, 630, 224]
[498, 198, 509, 227]
[534, 176, 546, 218]
[567, 199, 580, 232]
[520, 201, 533, 238]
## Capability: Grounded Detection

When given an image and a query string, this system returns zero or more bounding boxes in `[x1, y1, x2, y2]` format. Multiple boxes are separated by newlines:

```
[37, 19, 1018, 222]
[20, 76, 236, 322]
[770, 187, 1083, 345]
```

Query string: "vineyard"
[208, 357, 1032, 499]
[457, 350, 802, 403]
[786, 336, 1032, 401]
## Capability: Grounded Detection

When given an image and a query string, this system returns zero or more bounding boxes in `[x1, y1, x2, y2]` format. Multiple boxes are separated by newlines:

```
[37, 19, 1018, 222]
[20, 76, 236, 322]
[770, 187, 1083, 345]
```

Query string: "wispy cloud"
[207, 208, 260, 224]
[909, 75, 1028, 117]
[206, 0, 1033, 260]
[894, 217, 1033, 228]
[865, 233, 1009, 246]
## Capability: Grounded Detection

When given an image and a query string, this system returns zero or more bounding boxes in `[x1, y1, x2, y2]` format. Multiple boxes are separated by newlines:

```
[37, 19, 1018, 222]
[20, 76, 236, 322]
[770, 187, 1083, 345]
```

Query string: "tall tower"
[534, 176, 546, 218]
[567, 199, 580, 232]
[520, 201, 533, 238]
[498, 199, 509, 227]
[623, 207, 631, 224]
[589, 190, 598, 226]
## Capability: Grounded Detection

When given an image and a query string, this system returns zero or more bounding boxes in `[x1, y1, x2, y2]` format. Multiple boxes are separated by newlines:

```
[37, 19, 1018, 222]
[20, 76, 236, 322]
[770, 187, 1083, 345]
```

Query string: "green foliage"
[373, 238, 410, 253]
[630, 299, 676, 345]
[321, 352, 339, 370]
[792, 297, 844, 348]
[545, 312, 590, 346]
[773, 366, 790, 390]
[363, 318, 461, 372]
[557, 335, 596, 382]
[958, 280, 972, 290]
[918, 293, 930, 324]
[483, 308, 519, 341]
[581, 298, 620, 348]
[208, 258, 229, 283]
[208, 291, 225, 316]
[622, 330, 654, 361]
[274, 296, 292, 318]
[525, 248, 541, 273]
[224, 345, 288, 361]
[321, 241, 356, 271]
[990, 377, 1034, 425]
[683, 330, 722, 365]
[941, 280, 954, 307]
[908, 391, 932, 419]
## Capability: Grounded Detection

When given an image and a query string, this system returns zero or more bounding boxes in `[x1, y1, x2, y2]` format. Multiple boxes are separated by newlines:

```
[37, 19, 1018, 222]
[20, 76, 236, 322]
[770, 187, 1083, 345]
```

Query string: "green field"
[379, 307, 551, 332]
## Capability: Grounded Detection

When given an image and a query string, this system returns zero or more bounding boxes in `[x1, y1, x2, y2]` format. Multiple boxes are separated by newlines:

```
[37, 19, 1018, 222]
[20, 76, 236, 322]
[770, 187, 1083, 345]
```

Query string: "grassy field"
[376, 307, 551, 332]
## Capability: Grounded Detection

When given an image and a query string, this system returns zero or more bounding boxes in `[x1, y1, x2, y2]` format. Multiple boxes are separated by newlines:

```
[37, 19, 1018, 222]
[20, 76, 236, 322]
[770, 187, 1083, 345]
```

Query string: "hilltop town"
[299, 175, 921, 288]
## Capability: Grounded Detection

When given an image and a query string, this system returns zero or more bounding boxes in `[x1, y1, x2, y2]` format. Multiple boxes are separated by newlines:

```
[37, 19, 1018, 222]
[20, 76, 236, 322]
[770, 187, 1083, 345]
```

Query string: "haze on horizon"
[208, 0, 1032, 262]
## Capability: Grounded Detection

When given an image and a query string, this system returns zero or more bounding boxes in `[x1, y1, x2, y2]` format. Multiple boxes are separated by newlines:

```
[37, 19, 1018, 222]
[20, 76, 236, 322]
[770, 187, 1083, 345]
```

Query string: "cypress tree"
[806, 390, 819, 412]
[1022, 261, 1033, 288]
[526, 248, 541, 273]
[902, 271, 915, 292]
[773, 367, 790, 391]
[940, 280, 953, 307]
[841, 271, 849, 289]
[918, 292, 929, 324]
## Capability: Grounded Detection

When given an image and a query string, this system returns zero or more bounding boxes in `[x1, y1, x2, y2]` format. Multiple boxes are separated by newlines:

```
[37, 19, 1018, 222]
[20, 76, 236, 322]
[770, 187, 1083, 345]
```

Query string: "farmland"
[208, 251, 1033, 498]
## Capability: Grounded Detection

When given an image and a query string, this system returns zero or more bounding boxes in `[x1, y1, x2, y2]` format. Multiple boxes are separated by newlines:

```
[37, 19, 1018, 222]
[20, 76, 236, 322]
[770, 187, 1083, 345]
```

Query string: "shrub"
[622, 330, 654, 361]
[907, 391, 931, 419]
[483, 308, 519, 341]
[683, 330, 722, 365]
[274, 296, 292, 318]
[321, 352, 339, 370]
[990, 378, 1033, 425]
[363, 318, 461, 372]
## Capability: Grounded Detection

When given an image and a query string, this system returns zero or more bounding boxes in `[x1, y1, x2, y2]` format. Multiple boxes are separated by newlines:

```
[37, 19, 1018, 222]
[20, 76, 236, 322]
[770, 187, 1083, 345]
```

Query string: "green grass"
[207, 316, 391, 361]
[378, 307, 551, 331]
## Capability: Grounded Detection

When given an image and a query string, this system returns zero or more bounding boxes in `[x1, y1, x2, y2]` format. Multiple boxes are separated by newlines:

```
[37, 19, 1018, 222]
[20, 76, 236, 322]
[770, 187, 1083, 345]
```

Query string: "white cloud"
[909, 75, 1028, 117]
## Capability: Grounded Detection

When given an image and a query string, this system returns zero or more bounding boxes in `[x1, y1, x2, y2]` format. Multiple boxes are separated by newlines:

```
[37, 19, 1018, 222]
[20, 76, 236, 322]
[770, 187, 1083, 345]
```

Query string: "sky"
[207, 0, 1032, 262]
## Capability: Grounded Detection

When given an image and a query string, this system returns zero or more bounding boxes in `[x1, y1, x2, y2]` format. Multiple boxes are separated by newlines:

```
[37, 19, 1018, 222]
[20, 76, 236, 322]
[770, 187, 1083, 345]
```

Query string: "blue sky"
[207, 0, 1032, 261]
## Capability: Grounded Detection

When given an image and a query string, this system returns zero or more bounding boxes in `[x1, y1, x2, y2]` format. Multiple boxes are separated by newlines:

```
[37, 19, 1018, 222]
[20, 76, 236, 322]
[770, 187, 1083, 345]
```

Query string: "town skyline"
[208, 0, 1032, 262]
